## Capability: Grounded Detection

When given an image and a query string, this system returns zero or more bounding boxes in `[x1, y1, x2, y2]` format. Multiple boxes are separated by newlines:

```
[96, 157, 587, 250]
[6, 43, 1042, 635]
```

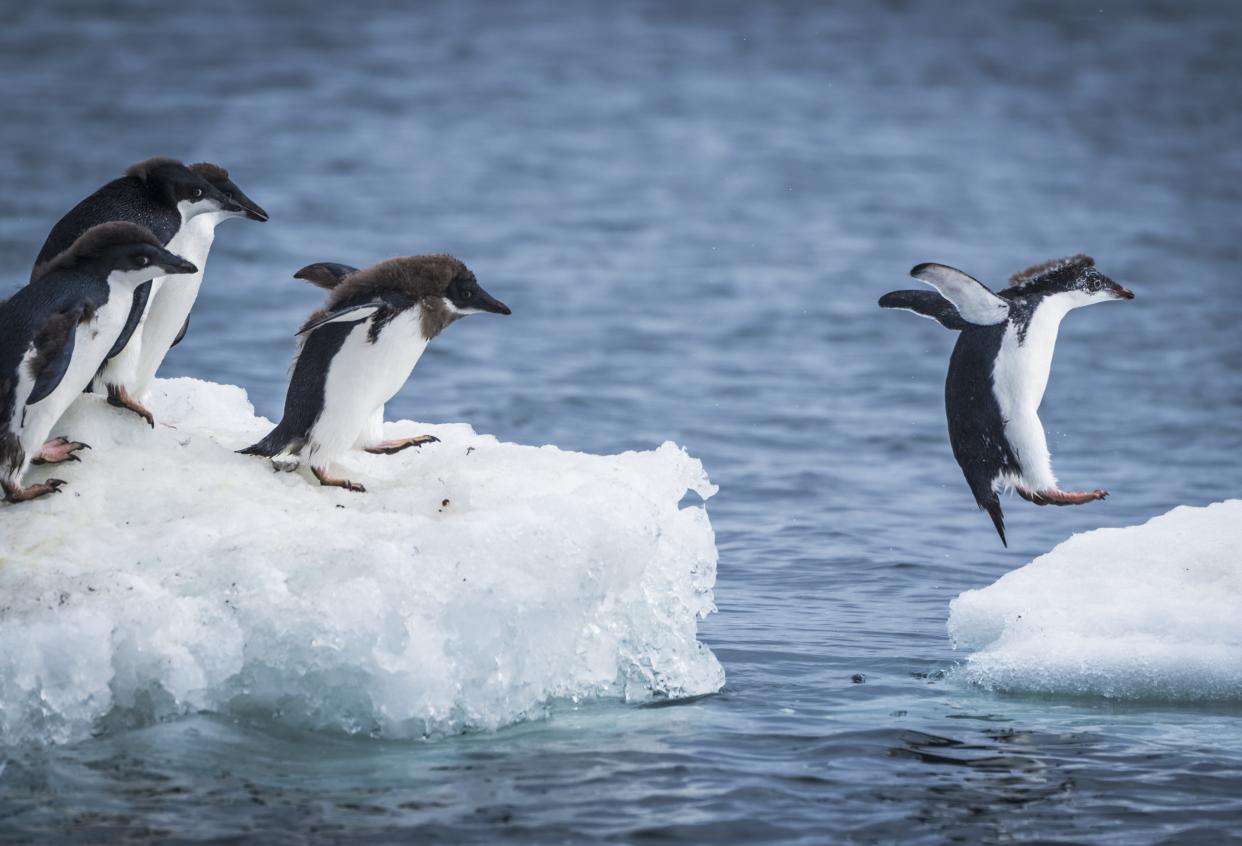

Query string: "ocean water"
[2, 0, 1241, 843]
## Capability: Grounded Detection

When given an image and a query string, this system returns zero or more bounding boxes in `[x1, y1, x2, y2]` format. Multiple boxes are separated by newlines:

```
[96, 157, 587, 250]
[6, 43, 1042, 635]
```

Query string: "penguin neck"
[166, 211, 229, 272]
[106, 268, 163, 291]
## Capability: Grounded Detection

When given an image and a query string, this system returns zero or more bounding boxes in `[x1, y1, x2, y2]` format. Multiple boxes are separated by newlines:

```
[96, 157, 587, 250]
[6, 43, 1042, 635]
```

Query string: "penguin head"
[1008, 255, 1134, 308]
[1070, 265, 1135, 304]
[441, 266, 512, 318]
[41, 222, 198, 286]
[125, 157, 244, 220]
[315, 255, 510, 341]
[189, 162, 269, 222]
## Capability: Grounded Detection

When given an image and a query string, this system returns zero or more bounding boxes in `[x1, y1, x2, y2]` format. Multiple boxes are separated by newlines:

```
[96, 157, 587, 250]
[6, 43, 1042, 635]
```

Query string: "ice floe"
[949, 501, 1242, 701]
[0, 378, 723, 745]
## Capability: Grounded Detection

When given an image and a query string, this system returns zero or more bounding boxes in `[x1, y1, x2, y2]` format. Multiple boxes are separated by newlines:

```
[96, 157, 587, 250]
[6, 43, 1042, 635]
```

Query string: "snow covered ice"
[0, 378, 724, 745]
[949, 501, 1242, 701]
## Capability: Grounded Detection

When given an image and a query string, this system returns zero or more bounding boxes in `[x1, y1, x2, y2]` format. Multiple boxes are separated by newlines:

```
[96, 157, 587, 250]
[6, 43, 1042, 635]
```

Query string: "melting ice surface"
[0, 378, 724, 746]
[949, 501, 1242, 701]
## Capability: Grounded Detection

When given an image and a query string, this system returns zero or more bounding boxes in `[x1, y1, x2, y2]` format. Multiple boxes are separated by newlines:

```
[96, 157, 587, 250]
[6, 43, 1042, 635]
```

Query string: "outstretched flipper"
[294, 262, 359, 290]
[878, 290, 969, 330]
[910, 263, 1009, 326]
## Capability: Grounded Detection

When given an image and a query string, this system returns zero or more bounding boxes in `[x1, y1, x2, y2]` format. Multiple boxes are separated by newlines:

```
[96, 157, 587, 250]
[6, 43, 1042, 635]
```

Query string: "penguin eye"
[192, 187, 203, 199]
[460, 289, 474, 301]
[136, 255, 149, 267]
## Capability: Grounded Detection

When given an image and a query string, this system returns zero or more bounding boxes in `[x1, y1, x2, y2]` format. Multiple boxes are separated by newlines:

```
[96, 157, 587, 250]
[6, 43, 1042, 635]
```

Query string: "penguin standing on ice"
[123, 162, 268, 402]
[30, 157, 245, 425]
[1, 223, 197, 503]
[240, 255, 511, 492]
[879, 255, 1135, 545]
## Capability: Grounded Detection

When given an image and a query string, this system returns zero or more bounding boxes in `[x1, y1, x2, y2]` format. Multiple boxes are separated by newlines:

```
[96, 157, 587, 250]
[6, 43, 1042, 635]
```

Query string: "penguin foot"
[107, 385, 155, 428]
[1018, 487, 1108, 506]
[31, 437, 91, 465]
[2, 477, 67, 503]
[312, 466, 366, 493]
[365, 436, 440, 455]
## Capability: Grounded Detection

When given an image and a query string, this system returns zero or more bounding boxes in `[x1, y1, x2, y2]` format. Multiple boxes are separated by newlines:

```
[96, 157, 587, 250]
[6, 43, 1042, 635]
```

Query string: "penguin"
[879, 255, 1135, 545]
[1, 222, 197, 503]
[122, 162, 268, 403]
[240, 255, 511, 492]
[30, 157, 244, 425]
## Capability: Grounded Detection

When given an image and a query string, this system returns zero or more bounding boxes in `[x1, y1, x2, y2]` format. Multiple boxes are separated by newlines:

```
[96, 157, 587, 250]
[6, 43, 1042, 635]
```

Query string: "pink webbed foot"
[364, 435, 440, 455]
[107, 385, 155, 428]
[1017, 487, 1109, 506]
[2, 477, 67, 503]
[31, 436, 91, 465]
[312, 466, 366, 493]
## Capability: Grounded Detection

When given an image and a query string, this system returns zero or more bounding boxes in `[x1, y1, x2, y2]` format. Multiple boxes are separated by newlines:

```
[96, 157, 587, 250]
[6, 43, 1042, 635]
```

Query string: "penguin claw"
[365, 436, 440, 455]
[33, 439, 91, 465]
[1018, 487, 1109, 506]
[107, 386, 156, 428]
[3, 478, 67, 503]
[312, 466, 367, 493]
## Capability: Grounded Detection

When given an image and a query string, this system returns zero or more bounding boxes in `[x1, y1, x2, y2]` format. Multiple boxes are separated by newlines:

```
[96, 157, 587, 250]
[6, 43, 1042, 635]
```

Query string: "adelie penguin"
[879, 255, 1135, 545]
[30, 157, 261, 426]
[1, 222, 197, 503]
[240, 255, 511, 492]
[124, 162, 268, 407]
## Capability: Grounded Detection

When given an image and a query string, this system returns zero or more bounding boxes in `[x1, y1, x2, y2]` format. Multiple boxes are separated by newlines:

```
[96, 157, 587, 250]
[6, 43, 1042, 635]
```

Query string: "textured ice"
[949, 501, 1242, 701]
[0, 379, 723, 745]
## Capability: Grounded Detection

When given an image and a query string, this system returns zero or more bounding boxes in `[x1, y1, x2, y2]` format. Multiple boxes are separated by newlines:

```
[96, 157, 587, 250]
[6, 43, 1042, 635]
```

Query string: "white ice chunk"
[948, 501, 1242, 701]
[0, 378, 723, 745]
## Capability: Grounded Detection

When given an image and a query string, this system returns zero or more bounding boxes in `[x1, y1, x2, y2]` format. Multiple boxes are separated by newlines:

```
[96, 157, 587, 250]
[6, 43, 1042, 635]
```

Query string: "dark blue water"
[3, 1, 1241, 842]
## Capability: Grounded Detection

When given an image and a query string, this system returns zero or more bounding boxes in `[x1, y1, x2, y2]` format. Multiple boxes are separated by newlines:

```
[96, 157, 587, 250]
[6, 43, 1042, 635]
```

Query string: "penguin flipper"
[294, 262, 359, 290]
[170, 315, 190, 349]
[910, 263, 1009, 326]
[879, 290, 969, 330]
[105, 280, 153, 361]
[27, 304, 91, 405]
[296, 302, 384, 336]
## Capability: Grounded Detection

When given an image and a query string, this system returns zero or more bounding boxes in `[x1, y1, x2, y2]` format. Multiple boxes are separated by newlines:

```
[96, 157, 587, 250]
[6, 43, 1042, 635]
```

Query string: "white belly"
[130, 217, 219, 397]
[20, 292, 134, 458]
[95, 211, 219, 394]
[307, 309, 428, 468]
[992, 303, 1072, 492]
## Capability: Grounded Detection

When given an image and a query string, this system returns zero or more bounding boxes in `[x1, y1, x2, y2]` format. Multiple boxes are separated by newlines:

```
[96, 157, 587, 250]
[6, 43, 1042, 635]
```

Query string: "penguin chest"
[323, 309, 429, 417]
[29, 293, 131, 418]
[991, 306, 1065, 418]
[147, 220, 214, 305]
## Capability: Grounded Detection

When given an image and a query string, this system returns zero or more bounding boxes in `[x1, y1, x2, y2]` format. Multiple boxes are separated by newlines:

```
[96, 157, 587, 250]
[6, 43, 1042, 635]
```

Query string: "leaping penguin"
[1, 222, 197, 503]
[29, 157, 244, 425]
[879, 255, 1135, 545]
[239, 255, 511, 493]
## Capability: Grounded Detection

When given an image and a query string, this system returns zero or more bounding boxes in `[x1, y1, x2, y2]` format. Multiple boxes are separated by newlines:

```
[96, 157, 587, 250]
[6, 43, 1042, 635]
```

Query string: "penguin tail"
[981, 495, 1007, 547]
[238, 423, 296, 458]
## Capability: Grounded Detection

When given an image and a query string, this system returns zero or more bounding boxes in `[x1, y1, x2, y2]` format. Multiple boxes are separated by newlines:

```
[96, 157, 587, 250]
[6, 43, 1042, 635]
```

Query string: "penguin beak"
[1114, 286, 1135, 300]
[230, 188, 269, 222]
[475, 285, 512, 316]
[159, 253, 199, 275]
